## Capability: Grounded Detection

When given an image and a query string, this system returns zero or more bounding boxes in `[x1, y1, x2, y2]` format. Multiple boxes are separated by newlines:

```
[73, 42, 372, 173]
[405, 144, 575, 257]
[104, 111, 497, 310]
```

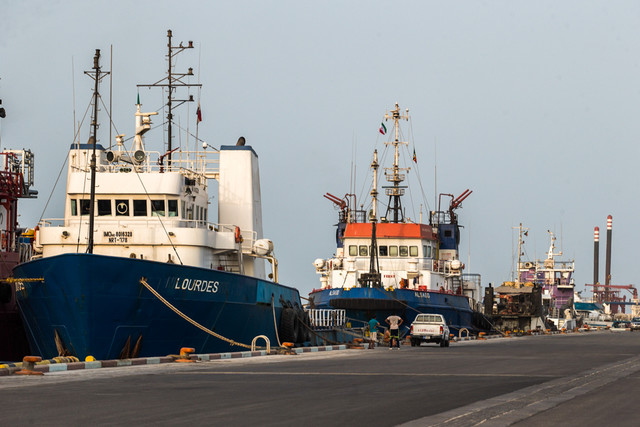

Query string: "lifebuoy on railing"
[234, 226, 242, 243]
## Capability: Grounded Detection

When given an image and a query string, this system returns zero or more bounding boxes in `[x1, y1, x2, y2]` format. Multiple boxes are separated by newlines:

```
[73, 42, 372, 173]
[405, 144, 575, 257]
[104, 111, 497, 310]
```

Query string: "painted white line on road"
[399, 355, 640, 427]
[195, 371, 556, 378]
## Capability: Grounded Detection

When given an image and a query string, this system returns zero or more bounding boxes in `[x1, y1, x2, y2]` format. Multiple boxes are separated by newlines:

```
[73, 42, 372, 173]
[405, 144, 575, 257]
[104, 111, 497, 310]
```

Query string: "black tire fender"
[279, 307, 299, 343]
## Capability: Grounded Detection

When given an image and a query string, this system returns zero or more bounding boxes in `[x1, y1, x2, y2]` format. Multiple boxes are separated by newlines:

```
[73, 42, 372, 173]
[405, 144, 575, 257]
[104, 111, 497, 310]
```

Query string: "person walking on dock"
[368, 317, 380, 349]
[386, 314, 403, 349]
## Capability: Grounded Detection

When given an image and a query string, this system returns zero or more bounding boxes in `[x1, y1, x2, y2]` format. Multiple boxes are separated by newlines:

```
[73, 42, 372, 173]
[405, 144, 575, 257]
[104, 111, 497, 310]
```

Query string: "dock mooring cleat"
[176, 347, 196, 363]
[15, 356, 44, 376]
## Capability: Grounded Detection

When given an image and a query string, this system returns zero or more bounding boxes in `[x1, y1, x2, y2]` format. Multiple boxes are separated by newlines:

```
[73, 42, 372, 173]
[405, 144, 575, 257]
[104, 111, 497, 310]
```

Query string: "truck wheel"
[410, 339, 417, 347]
[439, 340, 445, 347]
[445, 339, 450, 347]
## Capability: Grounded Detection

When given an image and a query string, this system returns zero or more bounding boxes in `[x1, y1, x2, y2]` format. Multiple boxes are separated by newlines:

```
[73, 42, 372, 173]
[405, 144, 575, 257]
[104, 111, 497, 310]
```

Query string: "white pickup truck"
[409, 313, 450, 347]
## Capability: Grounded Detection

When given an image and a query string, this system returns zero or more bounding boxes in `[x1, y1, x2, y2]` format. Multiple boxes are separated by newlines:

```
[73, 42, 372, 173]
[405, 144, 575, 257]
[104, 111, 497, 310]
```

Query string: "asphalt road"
[1, 331, 639, 426]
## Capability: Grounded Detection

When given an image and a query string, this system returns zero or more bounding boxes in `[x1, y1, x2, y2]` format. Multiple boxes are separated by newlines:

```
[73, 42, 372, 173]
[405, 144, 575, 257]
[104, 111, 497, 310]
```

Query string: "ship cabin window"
[133, 200, 147, 217]
[97, 200, 111, 216]
[204, 208, 208, 222]
[444, 229, 453, 238]
[423, 245, 428, 257]
[389, 246, 398, 257]
[379, 245, 388, 256]
[200, 206, 205, 222]
[151, 200, 165, 217]
[80, 199, 91, 216]
[425, 245, 432, 258]
[410, 246, 418, 257]
[359, 245, 368, 256]
[399, 246, 408, 257]
[115, 199, 129, 216]
[181, 201, 186, 218]
[349, 245, 357, 256]
[168, 200, 178, 217]
[71, 199, 77, 216]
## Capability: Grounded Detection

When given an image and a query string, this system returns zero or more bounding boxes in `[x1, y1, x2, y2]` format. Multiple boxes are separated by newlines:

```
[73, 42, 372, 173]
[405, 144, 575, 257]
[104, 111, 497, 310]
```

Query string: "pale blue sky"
[2, 1, 639, 299]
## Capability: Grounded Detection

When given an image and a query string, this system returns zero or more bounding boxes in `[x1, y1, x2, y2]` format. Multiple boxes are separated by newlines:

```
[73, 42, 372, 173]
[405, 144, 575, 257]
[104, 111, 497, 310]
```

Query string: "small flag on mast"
[379, 122, 387, 135]
[413, 148, 417, 163]
[196, 104, 202, 123]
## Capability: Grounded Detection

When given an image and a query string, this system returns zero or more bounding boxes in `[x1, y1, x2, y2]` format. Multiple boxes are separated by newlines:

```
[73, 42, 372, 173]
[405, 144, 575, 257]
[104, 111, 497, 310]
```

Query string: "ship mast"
[514, 223, 528, 284]
[137, 30, 200, 169]
[84, 49, 109, 254]
[383, 103, 410, 223]
[358, 150, 381, 288]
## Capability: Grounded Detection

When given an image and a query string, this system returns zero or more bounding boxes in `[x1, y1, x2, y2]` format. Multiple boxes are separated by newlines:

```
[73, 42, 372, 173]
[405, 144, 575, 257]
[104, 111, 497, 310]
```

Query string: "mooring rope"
[271, 294, 282, 347]
[139, 277, 251, 349]
[5, 277, 44, 283]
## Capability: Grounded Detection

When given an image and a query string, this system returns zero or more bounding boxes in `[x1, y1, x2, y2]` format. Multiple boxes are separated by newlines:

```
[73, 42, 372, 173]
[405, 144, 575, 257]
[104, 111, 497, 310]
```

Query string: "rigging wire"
[38, 99, 93, 225]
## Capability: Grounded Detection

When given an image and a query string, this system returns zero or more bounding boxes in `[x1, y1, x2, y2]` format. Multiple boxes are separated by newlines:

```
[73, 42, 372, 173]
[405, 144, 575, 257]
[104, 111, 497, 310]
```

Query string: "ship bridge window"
[115, 199, 129, 216]
[389, 246, 398, 257]
[410, 246, 418, 257]
[133, 200, 147, 216]
[97, 200, 111, 216]
[349, 245, 357, 256]
[168, 200, 178, 217]
[151, 200, 165, 217]
[359, 245, 368, 256]
[444, 230, 453, 238]
[80, 199, 91, 216]
[425, 245, 432, 258]
[399, 246, 408, 257]
[71, 199, 77, 216]
[379, 246, 388, 256]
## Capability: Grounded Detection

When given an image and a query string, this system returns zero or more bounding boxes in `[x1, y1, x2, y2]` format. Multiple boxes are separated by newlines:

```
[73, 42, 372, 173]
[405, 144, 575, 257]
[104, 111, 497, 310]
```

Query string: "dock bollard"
[15, 356, 44, 376]
[176, 347, 196, 363]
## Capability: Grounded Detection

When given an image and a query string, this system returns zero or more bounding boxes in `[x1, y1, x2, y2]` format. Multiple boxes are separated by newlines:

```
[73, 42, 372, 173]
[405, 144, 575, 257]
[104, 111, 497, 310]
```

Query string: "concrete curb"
[0, 345, 349, 377]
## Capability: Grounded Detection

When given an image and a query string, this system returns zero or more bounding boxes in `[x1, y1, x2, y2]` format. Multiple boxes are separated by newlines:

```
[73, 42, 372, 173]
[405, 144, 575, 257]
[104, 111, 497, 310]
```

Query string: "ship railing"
[18, 242, 33, 263]
[73, 149, 220, 181]
[37, 218, 247, 234]
[307, 309, 346, 329]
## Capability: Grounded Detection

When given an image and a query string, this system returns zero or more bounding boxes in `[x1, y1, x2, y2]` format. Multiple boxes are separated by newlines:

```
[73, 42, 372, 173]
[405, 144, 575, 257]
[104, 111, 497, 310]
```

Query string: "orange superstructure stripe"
[343, 223, 435, 240]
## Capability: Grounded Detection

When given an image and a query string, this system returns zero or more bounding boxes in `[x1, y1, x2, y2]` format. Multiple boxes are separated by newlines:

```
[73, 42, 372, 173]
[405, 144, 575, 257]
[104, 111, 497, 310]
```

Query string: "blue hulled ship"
[309, 103, 486, 335]
[12, 32, 302, 360]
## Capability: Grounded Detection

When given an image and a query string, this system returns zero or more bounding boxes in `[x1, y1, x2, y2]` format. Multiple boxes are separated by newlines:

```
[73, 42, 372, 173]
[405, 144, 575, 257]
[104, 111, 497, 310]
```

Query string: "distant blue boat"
[309, 103, 486, 336]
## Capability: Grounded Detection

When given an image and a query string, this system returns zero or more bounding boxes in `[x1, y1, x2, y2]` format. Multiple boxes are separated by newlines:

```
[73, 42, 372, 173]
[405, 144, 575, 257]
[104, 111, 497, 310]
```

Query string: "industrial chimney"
[605, 215, 612, 290]
[593, 226, 599, 285]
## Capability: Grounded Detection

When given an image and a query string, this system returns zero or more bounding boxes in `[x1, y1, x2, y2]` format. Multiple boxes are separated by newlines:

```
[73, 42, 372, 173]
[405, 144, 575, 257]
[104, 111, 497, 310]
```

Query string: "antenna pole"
[138, 30, 200, 170]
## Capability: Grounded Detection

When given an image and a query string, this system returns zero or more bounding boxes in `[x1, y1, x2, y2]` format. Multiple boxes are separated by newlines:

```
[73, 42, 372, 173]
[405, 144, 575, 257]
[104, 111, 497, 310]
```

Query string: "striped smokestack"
[605, 215, 612, 287]
[593, 226, 599, 285]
